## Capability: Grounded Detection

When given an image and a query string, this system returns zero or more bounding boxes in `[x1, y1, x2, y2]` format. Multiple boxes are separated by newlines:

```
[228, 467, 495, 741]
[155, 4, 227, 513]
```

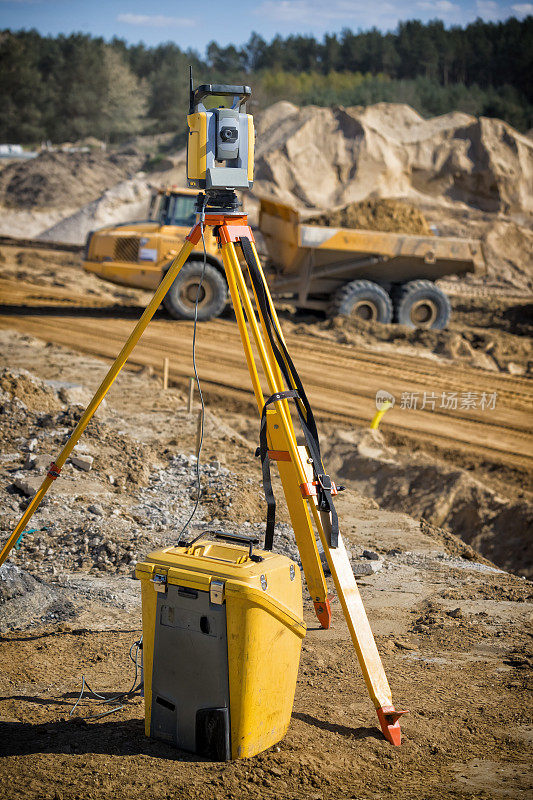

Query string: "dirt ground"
[0, 332, 532, 800]
[0, 238, 532, 798]
[1, 560, 532, 800]
[0, 243, 531, 580]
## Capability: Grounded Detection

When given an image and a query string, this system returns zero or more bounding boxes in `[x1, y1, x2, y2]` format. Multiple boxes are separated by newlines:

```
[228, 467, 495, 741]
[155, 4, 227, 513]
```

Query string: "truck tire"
[395, 280, 451, 329]
[162, 260, 227, 321]
[329, 279, 393, 323]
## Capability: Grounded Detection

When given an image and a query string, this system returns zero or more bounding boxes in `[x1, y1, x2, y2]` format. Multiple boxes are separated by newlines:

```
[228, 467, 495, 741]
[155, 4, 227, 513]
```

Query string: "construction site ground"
[0, 244, 531, 569]
[0, 243, 532, 799]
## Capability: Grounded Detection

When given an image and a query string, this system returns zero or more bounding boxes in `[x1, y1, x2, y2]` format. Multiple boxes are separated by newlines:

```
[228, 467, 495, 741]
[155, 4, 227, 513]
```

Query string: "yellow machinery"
[259, 197, 486, 329]
[136, 535, 305, 760]
[83, 187, 225, 321]
[0, 76, 406, 756]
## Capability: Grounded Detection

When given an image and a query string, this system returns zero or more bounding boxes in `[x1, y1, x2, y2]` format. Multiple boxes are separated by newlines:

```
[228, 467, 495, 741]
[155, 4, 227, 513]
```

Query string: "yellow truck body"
[259, 197, 486, 328]
[83, 188, 230, 321]
[83, 188, 220, 293]
[260, 197, 484, 297]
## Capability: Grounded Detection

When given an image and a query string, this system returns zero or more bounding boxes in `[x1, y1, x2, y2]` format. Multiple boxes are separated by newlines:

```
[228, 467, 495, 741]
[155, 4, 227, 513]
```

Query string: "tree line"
[0, 16, 531, 144]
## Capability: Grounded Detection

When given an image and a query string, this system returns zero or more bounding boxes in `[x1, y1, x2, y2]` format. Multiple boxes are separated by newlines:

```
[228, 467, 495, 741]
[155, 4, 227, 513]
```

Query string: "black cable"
[176, 196, 208, 546]
[69, 637, 143, 719]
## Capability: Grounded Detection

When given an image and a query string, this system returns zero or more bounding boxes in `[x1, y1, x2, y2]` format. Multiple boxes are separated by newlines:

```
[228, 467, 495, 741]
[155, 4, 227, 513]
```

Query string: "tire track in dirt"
[0, 280, 531, 472]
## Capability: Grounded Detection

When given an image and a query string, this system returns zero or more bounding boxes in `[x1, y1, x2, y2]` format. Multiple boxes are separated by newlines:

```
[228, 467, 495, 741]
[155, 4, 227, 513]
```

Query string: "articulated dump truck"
[83, 189, 485, 329]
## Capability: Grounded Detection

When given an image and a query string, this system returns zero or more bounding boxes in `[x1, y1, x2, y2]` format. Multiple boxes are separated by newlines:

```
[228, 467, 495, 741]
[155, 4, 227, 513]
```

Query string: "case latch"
[210, 579, 225, 605]
[151, 573, 168, 594]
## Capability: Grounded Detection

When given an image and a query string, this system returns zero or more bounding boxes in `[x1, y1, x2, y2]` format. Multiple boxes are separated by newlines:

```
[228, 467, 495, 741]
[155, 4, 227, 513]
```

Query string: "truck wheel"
[329, 279, 392, 323]
[162, 260, 227, 321]
[395, 280, 451, 329]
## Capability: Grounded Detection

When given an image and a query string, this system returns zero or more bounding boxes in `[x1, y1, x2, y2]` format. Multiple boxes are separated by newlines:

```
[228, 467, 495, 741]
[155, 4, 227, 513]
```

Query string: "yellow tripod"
[0, 206, 406, 745]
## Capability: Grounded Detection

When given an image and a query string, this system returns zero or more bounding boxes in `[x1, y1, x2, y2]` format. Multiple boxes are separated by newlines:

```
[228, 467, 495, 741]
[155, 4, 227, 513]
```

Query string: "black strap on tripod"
[259, 390, 300, 551]
[240, 237, 339, 548]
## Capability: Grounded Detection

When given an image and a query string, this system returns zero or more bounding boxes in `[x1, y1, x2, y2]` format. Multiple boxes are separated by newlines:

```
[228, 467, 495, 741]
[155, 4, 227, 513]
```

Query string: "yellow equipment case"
[135, 532, 306, 760]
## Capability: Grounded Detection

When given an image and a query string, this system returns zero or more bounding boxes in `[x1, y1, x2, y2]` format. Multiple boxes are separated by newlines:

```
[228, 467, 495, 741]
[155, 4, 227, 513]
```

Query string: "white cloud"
[117, 14, 196, 28]
[254, 0, 471, 27]
[417, 0, 459, 11]
[254, 0, 398, 23]
[511, 2, 533, 13]
[476, 0, 499, 12]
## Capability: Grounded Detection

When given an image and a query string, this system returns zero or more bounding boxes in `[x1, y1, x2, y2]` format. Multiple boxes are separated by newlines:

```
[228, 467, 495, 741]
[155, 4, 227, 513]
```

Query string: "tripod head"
[186, 68, 254, 199]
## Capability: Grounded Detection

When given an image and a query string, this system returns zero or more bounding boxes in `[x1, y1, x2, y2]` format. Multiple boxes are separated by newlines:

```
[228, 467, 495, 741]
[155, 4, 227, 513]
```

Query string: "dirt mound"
[306, 198, 432, 234]
[421, 205, 533, 292]
[0, 367, 62, 413]
[0, 150, 143, 210]
[255, 102, 533, 215]
[482, 218, 533, 289]
[285, 296, 532, 377]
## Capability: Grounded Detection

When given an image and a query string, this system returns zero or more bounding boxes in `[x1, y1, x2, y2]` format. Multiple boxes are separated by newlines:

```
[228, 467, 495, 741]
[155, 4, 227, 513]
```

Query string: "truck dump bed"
[259, 198, 485, 299]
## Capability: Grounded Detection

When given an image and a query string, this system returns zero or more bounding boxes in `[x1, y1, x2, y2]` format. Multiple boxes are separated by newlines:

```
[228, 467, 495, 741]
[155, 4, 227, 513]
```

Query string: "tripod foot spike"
[313, 597, 332, 629]
[376, 706, 408, 746]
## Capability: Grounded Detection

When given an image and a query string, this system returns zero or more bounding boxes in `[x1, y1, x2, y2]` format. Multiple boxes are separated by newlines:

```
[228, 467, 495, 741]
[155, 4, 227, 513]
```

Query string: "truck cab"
[83, 188, 227, 320]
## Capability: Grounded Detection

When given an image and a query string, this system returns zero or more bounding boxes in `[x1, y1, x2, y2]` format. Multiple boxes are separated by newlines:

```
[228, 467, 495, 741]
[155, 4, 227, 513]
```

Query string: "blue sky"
[1, 0, 531, 51]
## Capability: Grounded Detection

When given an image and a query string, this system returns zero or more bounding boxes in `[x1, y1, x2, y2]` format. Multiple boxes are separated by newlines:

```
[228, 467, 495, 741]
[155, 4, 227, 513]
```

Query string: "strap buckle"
[300, 480, 338, 498]
[316, 473, 332, 492]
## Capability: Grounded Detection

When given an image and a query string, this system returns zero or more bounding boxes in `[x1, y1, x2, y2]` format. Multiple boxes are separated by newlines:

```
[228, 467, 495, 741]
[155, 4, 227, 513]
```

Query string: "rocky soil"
[0, 329, 531, 800]
[283, 299, 533, 379]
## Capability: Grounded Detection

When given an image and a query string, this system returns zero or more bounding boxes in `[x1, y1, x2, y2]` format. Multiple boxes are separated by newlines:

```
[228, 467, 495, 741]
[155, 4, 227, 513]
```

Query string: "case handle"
[211, 531, 264, 562]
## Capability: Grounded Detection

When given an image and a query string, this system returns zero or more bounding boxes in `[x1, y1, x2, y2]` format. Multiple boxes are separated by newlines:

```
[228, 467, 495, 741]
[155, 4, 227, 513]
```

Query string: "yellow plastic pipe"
[0, 237, 195, 568]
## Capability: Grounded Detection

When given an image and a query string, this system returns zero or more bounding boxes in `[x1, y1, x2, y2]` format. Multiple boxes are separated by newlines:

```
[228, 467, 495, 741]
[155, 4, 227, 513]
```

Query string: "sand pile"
[0, 150, 143, 210]
[254, 102, 533, 215]
[306, 198, 432, 234]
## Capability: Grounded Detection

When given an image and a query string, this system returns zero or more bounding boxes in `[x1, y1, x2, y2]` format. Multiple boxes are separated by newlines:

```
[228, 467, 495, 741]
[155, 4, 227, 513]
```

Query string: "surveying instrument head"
[187, 68, 254, 211]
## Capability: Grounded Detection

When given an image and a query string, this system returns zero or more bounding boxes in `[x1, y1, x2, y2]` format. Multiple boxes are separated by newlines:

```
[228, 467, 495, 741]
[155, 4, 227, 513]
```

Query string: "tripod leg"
[234, 236, 406, 743]
[220, 240, 331, 628]
[244, 260, 331, 625]
[0, 236, 196, 568]
[224, 240, 265, 412]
